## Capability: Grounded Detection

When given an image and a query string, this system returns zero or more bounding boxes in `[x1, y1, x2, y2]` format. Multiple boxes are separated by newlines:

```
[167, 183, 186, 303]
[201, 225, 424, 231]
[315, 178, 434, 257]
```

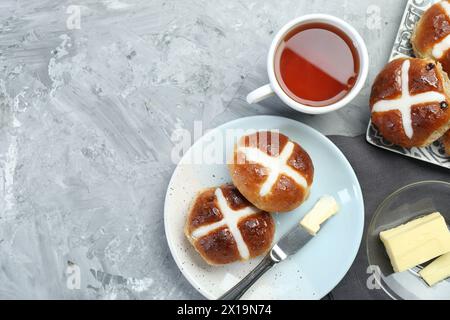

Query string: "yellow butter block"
[379, 212, 450, 273]
[300, 196, 339, 235]
[419, 253, 450, 286]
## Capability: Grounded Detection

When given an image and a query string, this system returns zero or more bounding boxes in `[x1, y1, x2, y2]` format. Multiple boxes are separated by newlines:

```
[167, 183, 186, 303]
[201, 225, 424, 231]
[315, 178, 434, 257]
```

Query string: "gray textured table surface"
[0, 0, 411, 299]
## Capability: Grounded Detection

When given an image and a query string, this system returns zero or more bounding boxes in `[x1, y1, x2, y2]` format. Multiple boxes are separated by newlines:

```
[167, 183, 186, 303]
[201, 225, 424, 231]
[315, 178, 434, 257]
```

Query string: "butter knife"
[218, 224, 313, 300]
[218, 196, 338, 300]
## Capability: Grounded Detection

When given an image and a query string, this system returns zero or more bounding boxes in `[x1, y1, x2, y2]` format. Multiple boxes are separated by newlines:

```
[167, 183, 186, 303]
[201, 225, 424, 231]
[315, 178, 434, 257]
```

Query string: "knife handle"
[218, 255, 276, 300]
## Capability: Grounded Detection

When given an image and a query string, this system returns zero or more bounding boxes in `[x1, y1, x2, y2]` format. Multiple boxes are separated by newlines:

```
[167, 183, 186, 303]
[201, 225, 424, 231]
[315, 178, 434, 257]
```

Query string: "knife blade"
[218, 224, 317, 300]
[269, 224, 314, 262]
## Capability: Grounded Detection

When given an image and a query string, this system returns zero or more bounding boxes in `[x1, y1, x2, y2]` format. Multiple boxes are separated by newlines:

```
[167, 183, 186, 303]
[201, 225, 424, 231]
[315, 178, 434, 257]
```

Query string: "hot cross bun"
[228, 131, 314, 213]
[412, 0, 450, 74]
[370, 57, 450, 148]
[185, 184, 275, 265]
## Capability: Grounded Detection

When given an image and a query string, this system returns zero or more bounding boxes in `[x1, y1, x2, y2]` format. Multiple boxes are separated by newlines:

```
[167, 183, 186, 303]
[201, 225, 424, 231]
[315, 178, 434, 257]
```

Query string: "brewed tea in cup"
[247, 14, 369, 115]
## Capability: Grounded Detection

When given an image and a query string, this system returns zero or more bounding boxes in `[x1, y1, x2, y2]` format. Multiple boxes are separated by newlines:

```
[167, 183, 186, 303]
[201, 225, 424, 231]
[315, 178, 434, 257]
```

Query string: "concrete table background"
[0, 0, 406, 299]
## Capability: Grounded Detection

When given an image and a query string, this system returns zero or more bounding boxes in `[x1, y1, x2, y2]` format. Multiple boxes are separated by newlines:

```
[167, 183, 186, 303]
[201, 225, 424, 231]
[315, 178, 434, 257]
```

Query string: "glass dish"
[367, 180, 450, 300]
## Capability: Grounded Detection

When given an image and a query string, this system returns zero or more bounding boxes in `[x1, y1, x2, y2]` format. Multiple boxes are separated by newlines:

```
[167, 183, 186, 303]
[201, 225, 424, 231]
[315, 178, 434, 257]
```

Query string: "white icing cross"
[372, 59, 446, 139]
[191, 188, 259, 260]
[238, 141, 308, 197]
[432, 1, 450, 59]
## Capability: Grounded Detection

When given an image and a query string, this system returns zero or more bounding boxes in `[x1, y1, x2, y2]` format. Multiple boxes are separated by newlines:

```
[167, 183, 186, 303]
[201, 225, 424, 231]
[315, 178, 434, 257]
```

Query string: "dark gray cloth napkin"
[325, 134, 449, 300]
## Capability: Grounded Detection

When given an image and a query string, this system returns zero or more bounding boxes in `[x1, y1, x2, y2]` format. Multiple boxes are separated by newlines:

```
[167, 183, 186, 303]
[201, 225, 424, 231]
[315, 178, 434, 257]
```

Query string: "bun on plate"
[229, 131, 314, 213]
[185, 184, 275, 265]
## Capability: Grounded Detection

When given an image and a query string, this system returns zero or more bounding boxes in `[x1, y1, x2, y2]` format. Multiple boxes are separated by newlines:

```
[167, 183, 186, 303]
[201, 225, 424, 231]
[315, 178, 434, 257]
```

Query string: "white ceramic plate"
[164, 115, 364, 299]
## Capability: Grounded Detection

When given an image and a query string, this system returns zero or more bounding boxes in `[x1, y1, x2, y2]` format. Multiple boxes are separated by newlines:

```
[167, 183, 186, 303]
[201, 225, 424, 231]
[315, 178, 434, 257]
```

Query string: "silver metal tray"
[366, 0, 449, 169]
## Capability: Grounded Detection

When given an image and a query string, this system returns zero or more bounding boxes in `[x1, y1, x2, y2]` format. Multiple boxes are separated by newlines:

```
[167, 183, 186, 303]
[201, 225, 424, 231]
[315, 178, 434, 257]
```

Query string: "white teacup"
[247, 14, 369, 115]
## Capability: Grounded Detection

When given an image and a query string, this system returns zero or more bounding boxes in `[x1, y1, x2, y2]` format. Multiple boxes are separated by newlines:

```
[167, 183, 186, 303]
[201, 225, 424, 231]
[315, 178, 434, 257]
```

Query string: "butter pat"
[300, 196, 339, 235]
[419, 253, 450, 286]
[380, 212, 450, 273]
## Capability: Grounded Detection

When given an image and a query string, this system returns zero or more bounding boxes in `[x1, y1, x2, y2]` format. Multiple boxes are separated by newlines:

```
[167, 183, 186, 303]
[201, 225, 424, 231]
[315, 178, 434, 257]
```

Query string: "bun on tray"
[370, 57, 450, 148]
[412, 0, 450, 74]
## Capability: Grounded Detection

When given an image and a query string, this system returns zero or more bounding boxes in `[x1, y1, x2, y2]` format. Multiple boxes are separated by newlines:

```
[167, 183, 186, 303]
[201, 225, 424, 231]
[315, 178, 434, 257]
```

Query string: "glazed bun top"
[229, 131, 314, 213]
[370, 57, 450, 148]
[412, 0, 450, 73]
[185, 184, 274, 265]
